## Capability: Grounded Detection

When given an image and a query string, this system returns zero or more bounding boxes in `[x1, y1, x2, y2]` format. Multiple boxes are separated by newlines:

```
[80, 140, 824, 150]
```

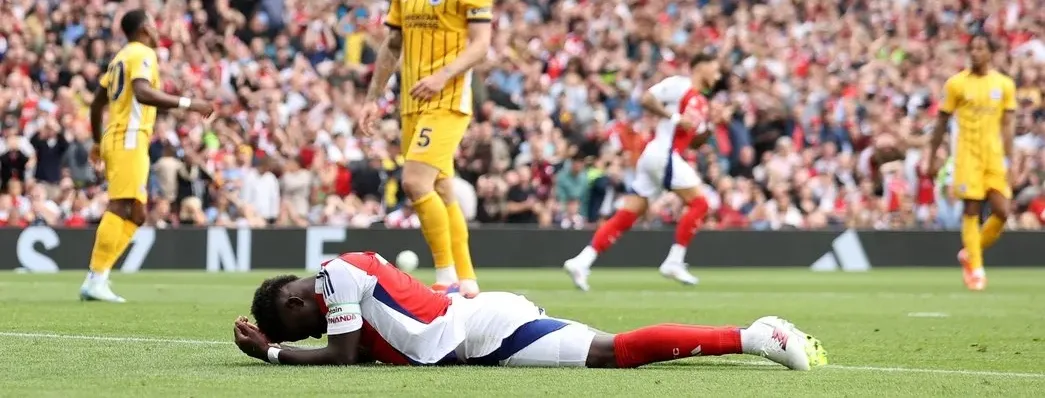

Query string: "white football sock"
[435, 267, 458, 285]
[739, 328, 758, 355]
[664, 244, 687, 264]
[575, 246, 598, 268]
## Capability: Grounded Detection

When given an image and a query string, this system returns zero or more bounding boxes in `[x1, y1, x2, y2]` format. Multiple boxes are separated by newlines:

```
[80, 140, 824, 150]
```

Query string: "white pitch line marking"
[907, 312, 951, 318]
[0, 332, 227, 345]
[2, 332, 1044, 378]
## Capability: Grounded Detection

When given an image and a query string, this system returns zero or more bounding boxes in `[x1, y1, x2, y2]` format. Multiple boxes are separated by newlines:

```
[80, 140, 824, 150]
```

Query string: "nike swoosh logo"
[691, 345, 702, 356]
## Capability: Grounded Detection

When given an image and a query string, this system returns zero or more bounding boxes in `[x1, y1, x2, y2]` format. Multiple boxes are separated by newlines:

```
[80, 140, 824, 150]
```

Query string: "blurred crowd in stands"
[3, 0, 1045, 231]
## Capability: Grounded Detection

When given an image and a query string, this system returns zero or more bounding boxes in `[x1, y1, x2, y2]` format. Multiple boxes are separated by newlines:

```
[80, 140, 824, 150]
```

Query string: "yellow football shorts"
[101, 130, 150, 204]
[953, 152, 1011, 201]
[400, 109, 470, 179]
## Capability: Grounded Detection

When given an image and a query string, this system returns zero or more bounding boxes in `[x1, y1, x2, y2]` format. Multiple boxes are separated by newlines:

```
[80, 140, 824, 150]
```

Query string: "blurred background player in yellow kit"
[82, 9, 213, 302]
[929, 34, 1017, 292]
[359, 0, 494, 297]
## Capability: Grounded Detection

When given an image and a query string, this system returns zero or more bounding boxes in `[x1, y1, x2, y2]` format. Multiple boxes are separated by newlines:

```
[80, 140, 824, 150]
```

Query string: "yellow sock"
[980, 215, 1005, 249]
[446, 202, 476, 280]
[413, 192, 454, 270]
[89, 212, 139, 274]
[961, 215, 983, 270]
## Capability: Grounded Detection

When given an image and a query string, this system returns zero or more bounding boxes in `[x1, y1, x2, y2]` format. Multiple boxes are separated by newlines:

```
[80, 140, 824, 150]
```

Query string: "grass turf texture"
[1, 268, 1044, 397]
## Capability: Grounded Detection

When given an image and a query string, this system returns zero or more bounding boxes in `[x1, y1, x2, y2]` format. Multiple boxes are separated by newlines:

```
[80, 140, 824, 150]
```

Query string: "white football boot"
[80, 271, 127, 303]
[658, 261, 699, 285]
[742, 316, 828, 371]
[563, 254, 593, 292]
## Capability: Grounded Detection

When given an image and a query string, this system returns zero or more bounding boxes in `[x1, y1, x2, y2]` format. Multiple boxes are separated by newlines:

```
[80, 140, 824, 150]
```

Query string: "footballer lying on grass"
[234, 252, 828, 369]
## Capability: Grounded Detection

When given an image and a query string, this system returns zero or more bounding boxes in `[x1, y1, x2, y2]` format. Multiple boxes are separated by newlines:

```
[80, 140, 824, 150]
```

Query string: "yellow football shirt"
[386, 0, 493, 116]
[99, 42, 160, 150]
[939, 70, 1016, 159]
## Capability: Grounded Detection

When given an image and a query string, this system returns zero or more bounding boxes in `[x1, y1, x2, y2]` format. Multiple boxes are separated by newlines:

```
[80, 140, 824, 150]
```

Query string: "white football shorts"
[630, 144, 702, 198]
[453, 292, 597, 367]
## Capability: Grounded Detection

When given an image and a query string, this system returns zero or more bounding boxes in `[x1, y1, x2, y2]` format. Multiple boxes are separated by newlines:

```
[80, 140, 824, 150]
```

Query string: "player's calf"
[659, 191, 707, 285]
[587, 316, 827, 370]
[402, 161, 458, 284]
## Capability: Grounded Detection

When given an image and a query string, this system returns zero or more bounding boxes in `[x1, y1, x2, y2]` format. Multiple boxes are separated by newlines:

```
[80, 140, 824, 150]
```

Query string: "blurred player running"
[82, 9, 213, 302]
[562, 54, 720, 291]
[928, 34, 1017, 291]
[235, 251, 828, 370]
[357, 0, 493, 298]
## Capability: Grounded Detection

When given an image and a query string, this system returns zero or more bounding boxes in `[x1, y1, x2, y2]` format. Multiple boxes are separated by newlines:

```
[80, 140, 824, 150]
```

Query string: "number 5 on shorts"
[416, 128, 432, 148]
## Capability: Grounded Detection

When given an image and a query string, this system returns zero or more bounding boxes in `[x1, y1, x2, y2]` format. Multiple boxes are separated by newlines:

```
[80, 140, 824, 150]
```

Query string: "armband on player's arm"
[266, 347, 282, 364]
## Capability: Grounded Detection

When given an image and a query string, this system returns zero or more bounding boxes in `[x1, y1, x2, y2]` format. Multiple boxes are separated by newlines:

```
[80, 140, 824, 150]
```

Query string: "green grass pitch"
[2, 268, 1045, 397]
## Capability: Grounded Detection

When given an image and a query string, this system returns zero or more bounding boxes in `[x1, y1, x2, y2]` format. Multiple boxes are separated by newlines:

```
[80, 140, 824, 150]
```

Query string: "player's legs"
[980, 189, 1010, 249]
[435, 177, 479, 297]
[402, 110, 467, 289]
[660, 152, 707, 285]
[427, 110, 477, 295]
[562, 194, 648, 291]
[958, 166, 1013, 291]
[500, 316, 827, 370]
[83, 136, 149, 303]
[563, 147, 668, 291]
[980, 163, 1012, 250]
[953, 156, 988, 290]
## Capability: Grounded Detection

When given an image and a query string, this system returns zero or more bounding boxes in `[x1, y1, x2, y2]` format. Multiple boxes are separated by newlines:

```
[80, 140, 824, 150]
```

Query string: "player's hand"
[89, 146, 101, 165]
[189, 99, 215, 118]
[927, 158, 940, 178]
[410, 70, 450, 101]
[233, 318, 269, 360]
[358, 102, 380, 137]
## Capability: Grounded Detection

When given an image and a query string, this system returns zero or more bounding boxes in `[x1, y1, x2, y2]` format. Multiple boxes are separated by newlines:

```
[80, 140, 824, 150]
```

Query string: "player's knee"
[130, 206, 147, 226]
[401, 162, 438, 200]
[106, 199, 134, 221]
[584, 335, 618, 368]
[675, 187, 702, 203]
[619, 195, 648, 214]
[434, 179, 455, 204]
[991, 206, 1010, 221]
[962, 201, 982, 216]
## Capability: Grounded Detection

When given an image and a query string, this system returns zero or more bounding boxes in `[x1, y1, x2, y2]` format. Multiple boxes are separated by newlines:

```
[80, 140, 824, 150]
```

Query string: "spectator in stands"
[504, 168, 538, 224]
[280, 157, 312, 221]
[242, 157, 280, 225]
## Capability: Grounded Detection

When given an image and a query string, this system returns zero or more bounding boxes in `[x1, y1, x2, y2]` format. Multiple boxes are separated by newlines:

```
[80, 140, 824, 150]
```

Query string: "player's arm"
[643, 77, 695, 129]
[364, 30, 403, 101]
[270, 331, 362, 366]
[436, 4, 493, 80]
[1001, 78, 1017, 162]
[364, 4, 404, 102]
[128, 52, 212, 115]
[89, 86, 109, 145]
[131, 80, 211, 114]
[639, 90, 674, 120]
[928, 77, 960, 171]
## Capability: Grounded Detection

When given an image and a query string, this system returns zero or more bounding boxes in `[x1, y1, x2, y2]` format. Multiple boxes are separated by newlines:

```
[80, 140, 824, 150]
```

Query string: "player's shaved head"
[120, 9, 149, 38]
[251, 275, 299, 343]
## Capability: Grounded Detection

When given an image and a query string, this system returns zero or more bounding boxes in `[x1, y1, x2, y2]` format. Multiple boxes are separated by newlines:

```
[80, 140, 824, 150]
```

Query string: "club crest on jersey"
[990, 88, 1002, 100]
[429, 0, 442, 5]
